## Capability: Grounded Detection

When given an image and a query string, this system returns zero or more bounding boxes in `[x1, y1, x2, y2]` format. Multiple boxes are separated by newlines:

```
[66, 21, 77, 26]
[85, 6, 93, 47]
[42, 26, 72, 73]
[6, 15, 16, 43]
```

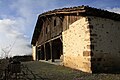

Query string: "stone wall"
[62, 15, 120, 73]
[62, 16, 92, 73]
[88, 16, 120, 72]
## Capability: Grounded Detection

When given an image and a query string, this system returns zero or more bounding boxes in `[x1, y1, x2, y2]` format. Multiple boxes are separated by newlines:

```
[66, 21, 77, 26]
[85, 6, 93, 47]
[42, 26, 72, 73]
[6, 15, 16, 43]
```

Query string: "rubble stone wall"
[62, 16, 92, 73]
[88, 16, 120, 72]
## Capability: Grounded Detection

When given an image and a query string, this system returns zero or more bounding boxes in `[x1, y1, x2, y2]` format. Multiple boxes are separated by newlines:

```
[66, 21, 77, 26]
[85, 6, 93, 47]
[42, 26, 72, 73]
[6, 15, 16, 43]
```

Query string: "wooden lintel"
[38, 35, 62, 47]
[45, 35, 62, 44]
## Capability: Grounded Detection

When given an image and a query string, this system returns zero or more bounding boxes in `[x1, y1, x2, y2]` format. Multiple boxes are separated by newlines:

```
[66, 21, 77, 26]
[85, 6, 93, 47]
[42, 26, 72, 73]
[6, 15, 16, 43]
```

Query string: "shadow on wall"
[88, 17, 120, 73]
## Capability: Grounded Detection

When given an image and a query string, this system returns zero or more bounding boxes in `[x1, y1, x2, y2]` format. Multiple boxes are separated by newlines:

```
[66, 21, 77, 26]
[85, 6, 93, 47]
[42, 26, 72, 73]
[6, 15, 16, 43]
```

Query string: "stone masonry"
[62, 16, 92, 72]
[62, 16, 120, 73]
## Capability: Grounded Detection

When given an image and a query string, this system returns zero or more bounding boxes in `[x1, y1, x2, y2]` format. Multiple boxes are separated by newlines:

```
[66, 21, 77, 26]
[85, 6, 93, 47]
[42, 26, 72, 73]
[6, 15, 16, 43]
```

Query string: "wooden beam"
[44, 44, 48, 61]
[49, 41, 54, 62]
[40, 10, 86, 17]
[38, 35, 62, 47]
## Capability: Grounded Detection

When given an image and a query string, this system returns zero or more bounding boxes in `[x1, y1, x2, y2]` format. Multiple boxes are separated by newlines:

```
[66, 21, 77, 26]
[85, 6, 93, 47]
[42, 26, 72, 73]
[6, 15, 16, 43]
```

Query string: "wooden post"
[36, 47, 38, 61]
[41, 45, 45, 60]
[44, 44, 48, 61]
[50, 41, 54, 62]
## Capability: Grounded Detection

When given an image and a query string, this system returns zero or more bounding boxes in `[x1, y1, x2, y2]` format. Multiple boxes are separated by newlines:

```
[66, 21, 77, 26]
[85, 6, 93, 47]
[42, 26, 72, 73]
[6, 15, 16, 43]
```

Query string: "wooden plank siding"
[37, 15, 81, 46]
[37, 21, 44, 45]
[51, 16, 63, 38]
[63, 15, 81, 31]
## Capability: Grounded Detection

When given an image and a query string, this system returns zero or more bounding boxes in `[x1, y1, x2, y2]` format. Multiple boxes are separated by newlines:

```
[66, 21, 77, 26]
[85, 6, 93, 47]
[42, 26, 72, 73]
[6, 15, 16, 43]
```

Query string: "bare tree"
[0, 40, 16, 59]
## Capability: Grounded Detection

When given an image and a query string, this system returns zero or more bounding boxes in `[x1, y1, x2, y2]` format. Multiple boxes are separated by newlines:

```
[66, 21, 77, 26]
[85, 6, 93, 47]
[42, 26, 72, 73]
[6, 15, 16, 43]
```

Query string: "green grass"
[23, 61, 120, 80]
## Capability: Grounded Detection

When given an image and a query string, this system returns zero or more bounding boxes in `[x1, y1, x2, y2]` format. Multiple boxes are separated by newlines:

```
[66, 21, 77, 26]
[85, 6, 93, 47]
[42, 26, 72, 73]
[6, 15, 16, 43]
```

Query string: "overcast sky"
[0, 0, 120, 58]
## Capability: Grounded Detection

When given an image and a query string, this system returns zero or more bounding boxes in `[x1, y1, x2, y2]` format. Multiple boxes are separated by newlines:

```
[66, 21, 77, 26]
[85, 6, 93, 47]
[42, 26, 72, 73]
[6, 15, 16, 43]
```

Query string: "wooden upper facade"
[31, 5, 120, 45]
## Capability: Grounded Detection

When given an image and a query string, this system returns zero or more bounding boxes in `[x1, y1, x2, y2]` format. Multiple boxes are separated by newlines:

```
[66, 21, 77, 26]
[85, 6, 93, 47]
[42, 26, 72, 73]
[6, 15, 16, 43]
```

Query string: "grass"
[23, 61, 120, 80]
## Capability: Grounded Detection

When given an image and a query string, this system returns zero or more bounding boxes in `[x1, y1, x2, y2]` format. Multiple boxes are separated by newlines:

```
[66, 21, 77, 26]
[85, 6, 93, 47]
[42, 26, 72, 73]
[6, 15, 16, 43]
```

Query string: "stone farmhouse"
[31, 5, 120, 73]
